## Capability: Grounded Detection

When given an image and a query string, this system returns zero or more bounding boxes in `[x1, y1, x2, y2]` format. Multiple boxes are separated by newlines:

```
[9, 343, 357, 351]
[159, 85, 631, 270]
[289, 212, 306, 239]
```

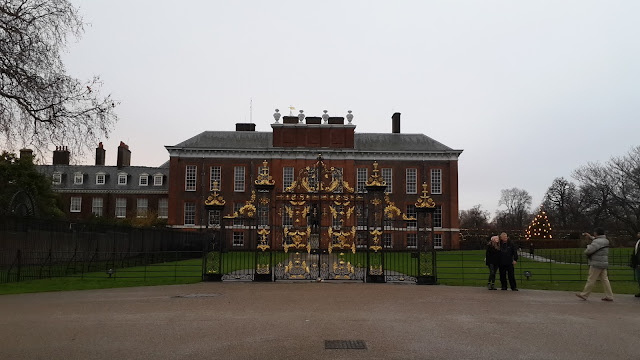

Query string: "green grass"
[3, 249, 639, 295]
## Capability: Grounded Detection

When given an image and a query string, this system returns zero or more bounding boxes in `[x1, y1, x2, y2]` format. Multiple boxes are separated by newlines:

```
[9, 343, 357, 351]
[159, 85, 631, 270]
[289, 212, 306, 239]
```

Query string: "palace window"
[433, 206, 442, 228]
[258, 204, 269, 228]
[210, 166, 221, 190]
[332, 205, 343, 229]
[407, 233, 417, 249]
[70, 197, 81, 212]
[406, 205, 417, 229]
[382, 168, 393, 194]
[73, 172, 83, 185]
[52, 172, 62, 185]
[154, 174, 164, 186]
[233, 232, 245, 247]
[234, 166, 245, 192]
[383, 233, 393, 249]
[434, 234, 443, 249]
[96, 173, 105, 185]
[431, 169, 442, 194]
[139, 174, 149, 186]
[282, 206, 293, 227]
[118, 173, 128, 185]
[185, 165, 197, 191]
[184, 202, 196, 225]
[208, 210, 221, 228]
[158, 198, 168, 218]
[233, 203, 243, 227]
[115, 198, 126, 218]
[283, 167, 294, 191]
[92, 197, 103, 216]
[406, 168, 417, 194]
[356, 168, 368, 193]
[332, 167, 343, 193]
[137, 198, 148, 218]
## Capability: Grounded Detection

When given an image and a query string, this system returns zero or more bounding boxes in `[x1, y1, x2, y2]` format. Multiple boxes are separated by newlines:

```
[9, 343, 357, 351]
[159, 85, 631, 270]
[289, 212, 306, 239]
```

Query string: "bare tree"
[497, 187, 532, 230]
[574, 146, 640, 236]
[0, 0, 117, 159]
[542, 177, 580, 229]
[459, 204, 490, 230]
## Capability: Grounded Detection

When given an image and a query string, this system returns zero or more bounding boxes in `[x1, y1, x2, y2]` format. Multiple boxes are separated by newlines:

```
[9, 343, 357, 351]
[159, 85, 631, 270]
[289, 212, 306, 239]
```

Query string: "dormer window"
[153, 174, 163, 186]
[52, 172, 62, 185]
[96, 173, 106, 185]
[139, 173, 149, 186]
[118, 173, 128, 185]
[74, 172, 84, 185]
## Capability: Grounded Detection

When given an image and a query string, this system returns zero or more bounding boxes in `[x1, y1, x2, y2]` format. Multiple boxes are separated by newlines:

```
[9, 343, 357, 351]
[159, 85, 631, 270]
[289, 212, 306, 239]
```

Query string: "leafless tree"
[496, 187, 532, 230]
[0, 0, 117, 159]
[542, 177, 581, 229]
[459, 204, 490, 230]
[574, 146, 640, 236]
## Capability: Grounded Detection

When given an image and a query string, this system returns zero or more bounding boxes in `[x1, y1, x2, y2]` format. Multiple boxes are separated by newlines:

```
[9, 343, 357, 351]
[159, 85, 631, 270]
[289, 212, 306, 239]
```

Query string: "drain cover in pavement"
[325, 340, 367, 350]
[172, 293, 222, 298]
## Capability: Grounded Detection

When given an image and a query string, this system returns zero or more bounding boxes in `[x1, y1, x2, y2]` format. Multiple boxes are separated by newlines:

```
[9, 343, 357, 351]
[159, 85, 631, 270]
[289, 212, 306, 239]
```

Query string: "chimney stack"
[117, 141, 131, 169]
[52, 146, 70, 165]
[392, 112, 401, 134]
[235, 123, 256, 131]
[95, 142, 106, 166]
[19, 149, 33, 162]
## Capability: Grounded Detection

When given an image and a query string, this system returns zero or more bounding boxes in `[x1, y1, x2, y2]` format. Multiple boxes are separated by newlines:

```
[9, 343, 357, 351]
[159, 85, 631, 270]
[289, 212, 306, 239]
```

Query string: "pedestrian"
[576, 228, 613, 301]
[632, 232, 640, 298]
[485, 236, 500, 290]
[498, 232, 518, 291]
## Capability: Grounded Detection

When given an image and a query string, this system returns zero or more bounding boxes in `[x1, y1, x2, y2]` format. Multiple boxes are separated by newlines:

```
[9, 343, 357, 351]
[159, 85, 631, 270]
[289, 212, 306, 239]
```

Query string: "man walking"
[576, 228, 613, 301]
[633, 232, 640, 298]
[499, 232, 518, 291]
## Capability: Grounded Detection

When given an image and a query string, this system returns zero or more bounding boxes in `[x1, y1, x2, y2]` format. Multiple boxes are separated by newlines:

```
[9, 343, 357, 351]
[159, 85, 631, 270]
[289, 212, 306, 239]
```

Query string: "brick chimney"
[95, 142, 106, 166]
[392, 112, 401, 133]
[52, 146, 70, 165]
[19, 149, 33, 162]
[236, 123, 256, 131]
[117, 141, 131, 169]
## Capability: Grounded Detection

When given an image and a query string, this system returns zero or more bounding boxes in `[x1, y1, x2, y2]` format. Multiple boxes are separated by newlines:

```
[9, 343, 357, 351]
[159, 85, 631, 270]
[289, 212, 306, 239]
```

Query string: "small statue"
[273, 109, 281, 123]
[322, 110, 329, 124]
[298, 109, 305, 123]
[346, 110, 354, 124]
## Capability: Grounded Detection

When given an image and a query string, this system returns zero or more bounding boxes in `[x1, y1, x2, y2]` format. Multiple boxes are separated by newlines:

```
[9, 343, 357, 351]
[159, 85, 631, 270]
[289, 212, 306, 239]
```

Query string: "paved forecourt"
[0, 282, 638, 360]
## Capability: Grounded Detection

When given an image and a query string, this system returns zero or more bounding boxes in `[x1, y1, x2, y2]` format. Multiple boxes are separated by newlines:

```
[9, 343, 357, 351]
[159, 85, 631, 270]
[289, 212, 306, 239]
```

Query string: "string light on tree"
[525, 206, 553, 240]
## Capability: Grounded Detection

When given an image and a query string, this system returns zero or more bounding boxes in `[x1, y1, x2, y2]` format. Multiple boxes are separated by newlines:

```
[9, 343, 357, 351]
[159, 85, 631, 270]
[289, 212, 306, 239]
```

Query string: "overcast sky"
[61, 0, 640, 217]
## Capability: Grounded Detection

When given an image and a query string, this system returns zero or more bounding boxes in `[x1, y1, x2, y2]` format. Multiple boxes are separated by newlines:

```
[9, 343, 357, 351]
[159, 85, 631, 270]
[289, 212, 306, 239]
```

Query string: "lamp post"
[203, 181, 225, 281]
[365, 161, 387, 283]
[414, 182, 437, 285]
[254, 160, 275, 282]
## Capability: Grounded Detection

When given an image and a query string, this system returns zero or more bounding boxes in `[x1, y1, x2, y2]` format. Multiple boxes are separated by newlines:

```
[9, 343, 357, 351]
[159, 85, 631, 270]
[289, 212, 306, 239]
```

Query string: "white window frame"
[356, 168, 368, 193]
[70, 197, 82, 212]
[210, 166, 221, 191]
[139, 174, 149, 186]
[233, 232, 245, 247]
[92, 197, 103, 216]
[158, 198, 168, 218]
[118, 173, 128, 185]
[234, 166, 245, 192]
[382, 168, 393, 194]
[184, 202, 196, 226]
[406, 205, 417, 229]
[52, 172, 62, 185]
[95, 173, 105, 185]
[185, 165, 197, 191]
[406, 168, 417, 194]
[153, 174, 163, 186]
[383, 233, 393, 249]
[115, 198, 126, 218]
[283, 167, 294, 191]
[208, 210, 221, 228]
[407, 233, 417, 249]
[137, 198, 148, 218]
[431, 169, 442, 195]
[434, 234, 443, 249]
[434, 206, 443, 228]
[73, 172, 83, 185]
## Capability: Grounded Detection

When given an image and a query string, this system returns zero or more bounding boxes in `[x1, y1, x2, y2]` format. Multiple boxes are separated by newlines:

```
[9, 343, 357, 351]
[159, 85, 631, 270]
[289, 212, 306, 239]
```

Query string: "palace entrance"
[203, 155, 437, 284]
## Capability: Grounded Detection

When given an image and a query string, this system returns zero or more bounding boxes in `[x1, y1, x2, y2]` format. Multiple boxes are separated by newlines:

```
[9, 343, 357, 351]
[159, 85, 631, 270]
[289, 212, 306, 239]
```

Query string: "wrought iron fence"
[0, 216, 207, 283]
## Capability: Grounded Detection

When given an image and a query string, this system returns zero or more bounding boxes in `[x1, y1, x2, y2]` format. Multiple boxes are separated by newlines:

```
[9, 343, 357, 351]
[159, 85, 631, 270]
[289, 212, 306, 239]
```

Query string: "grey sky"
[62, 0, 640, 217]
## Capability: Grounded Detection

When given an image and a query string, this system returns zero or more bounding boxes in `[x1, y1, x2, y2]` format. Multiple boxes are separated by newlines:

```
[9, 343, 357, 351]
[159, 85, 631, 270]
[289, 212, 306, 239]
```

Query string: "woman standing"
[486, 236, 500, 290]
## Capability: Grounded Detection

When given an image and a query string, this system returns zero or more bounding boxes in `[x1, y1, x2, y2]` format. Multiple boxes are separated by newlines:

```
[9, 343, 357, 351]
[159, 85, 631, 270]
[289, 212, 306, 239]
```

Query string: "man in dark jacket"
[499, 232, 519, 291]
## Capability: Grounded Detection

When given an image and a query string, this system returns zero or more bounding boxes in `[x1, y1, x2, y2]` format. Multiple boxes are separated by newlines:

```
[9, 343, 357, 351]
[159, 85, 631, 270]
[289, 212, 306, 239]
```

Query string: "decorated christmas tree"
[525, 207, 553, 240]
